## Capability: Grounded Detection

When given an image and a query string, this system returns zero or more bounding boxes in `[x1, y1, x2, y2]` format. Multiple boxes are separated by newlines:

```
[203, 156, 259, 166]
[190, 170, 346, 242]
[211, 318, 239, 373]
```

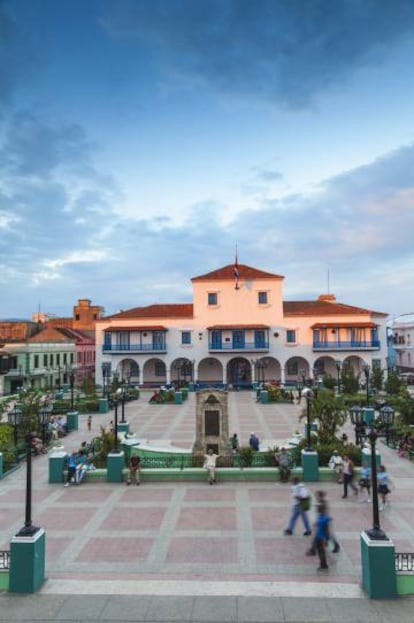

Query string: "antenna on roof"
[234, 244, 239, 290]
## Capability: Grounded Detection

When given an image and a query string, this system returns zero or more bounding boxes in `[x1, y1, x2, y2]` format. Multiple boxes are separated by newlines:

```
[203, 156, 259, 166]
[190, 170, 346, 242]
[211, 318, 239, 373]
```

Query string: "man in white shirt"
[284, 477, 312, 536]
[204, 448, 219, 485]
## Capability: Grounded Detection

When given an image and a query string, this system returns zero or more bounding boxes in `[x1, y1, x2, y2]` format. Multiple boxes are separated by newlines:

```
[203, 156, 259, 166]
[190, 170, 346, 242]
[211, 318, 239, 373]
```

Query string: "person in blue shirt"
[315, 509, 331, 570]
[249, 432, 259, 451]
[358, 463, 371, 503]
[64, 451, 78, 487]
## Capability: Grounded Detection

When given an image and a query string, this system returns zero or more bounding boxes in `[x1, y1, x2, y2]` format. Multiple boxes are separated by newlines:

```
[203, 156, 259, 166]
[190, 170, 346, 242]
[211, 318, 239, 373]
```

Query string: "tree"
[384, 372, 403, 395]
[300, 388, 348, 444]
[341, 365, 359, 394]
[371, 366, 384, 392]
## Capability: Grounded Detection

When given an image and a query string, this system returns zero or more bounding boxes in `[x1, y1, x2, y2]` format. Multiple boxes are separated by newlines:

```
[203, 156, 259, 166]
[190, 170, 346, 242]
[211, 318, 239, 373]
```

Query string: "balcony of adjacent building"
[312, 322, 381, 352]
[207, 325, 270, 353]
[102, 326, 168, 354]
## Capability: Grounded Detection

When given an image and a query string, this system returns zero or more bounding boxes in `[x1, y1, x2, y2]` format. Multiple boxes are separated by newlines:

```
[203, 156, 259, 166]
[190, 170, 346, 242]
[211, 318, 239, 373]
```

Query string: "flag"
[234, 248, 239, 290]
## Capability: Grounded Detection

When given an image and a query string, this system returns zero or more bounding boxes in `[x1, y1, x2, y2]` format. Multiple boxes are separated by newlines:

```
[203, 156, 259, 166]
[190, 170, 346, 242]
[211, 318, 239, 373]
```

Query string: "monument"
[193, 389, 229, 455]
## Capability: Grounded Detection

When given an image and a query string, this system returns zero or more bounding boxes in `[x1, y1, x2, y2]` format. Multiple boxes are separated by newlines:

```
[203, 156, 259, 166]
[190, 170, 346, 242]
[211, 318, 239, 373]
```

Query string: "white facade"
[390, 313, 414, 373]
[95, 264, 389, 388]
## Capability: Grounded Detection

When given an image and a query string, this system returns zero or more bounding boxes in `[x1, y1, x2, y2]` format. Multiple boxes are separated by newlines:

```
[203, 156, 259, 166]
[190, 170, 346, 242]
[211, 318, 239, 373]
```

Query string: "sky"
[1, 0, 414, 321]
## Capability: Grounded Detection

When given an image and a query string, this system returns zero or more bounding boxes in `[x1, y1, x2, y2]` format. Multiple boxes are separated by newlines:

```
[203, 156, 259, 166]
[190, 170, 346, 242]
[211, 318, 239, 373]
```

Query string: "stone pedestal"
[99, 398, 108, 414]
[193, 389, 229, 455]
[360, 531, 397, 598]
[174, 391, 183, 404]
[363, 408, 375, 426]
[361, 447, 381, 467]
[66, 411, 79, 431]
[107, 451, 125, 483]
[260, 390, 269, 404]
[49, 450, 67, 484]
[117, 422, 130, 434]
[9, 529, 46, 593]
[301, 450, 319, 482]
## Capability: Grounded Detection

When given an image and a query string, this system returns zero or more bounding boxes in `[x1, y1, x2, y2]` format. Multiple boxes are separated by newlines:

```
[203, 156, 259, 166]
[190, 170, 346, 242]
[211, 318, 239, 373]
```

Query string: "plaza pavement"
[0, 390, 413, 622]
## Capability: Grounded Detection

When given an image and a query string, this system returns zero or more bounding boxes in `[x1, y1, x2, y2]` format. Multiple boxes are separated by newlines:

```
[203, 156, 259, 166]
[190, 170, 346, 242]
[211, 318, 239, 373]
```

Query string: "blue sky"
[1, 0, 414, 320]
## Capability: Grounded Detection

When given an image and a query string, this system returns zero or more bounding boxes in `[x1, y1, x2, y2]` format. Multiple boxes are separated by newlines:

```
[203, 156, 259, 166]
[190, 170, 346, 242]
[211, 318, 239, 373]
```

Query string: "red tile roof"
[311, 322, 378, 329]
[27, 327, 76, 343]
[283, 301, 387, 317]
[192, 264, 284, 281]
[206, 324, 270, 330]
[103, 325, 167, 332]
[104, 304, 193, 320]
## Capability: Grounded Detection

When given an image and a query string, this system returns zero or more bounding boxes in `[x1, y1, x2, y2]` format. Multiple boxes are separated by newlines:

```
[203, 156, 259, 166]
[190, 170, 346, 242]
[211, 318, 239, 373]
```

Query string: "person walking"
[377, 464, 391, 510]
[314, 504, 331, 570]
[307, 490, 340, 556]
[203, 448, 219, 485]
[358, 462, 371, 503]
[342, 455, 358, 498]
[284, 477, 312, 536]
[87, 415, 92, 432]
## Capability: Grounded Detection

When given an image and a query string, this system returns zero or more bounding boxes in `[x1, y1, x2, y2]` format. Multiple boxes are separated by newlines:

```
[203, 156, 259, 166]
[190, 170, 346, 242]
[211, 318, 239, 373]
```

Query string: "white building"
[95, 263, 389, 388]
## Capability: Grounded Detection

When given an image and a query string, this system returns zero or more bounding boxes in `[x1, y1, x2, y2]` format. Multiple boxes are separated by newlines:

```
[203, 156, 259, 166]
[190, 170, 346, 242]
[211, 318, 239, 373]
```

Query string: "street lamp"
[119, 384, 126, 423]
[301, 387, 314, 451]
[349, 405, 366, 446]
[335, 360, 342, 394]
[8, 406, 22, 447]
[363, 363, 370, 406]
[68, 366, 76, 410]
[365, 405, 394, 541]
[38, 406, 52, 447]
[379, 405, 395, 447]
[112, 388, 122, 453]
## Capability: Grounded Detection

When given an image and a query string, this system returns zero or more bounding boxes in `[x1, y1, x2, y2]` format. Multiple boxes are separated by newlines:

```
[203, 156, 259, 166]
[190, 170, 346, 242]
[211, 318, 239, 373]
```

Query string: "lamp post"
[379, 405, 395, 447]
[335, 360, 342, 394]
[38, 406, 52, 447]
[363, 363, 370, 406]
[349, 405, 365, 446]
[112, 388, 121, 453]
[120, 384, 126, 424]
[69, 366, 75, 410]
[301, 387, 314, 451]
[8, 406, 21, 447]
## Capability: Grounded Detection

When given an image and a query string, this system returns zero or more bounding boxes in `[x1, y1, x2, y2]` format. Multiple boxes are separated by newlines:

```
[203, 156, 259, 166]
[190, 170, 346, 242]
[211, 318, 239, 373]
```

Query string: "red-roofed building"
[96, 263, 388, 389]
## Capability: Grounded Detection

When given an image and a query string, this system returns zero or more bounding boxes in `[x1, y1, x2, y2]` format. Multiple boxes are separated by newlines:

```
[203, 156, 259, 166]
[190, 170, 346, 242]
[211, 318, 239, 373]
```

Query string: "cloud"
[101, 0, 414, 107]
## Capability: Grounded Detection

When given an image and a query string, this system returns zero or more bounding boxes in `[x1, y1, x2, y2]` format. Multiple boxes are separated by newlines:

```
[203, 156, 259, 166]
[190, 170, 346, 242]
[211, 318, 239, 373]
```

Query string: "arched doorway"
[227, 357, 251, 389]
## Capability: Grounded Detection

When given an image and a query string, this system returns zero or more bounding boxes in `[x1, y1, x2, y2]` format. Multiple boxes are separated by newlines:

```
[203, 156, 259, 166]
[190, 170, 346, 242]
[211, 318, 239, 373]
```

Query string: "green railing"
[138, 452, 278, 470]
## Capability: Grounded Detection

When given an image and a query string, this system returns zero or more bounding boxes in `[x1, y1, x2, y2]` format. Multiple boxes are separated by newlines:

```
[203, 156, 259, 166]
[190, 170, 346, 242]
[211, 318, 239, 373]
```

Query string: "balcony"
[102, 343, 167, 354]
[209, 341, 269, 352]
[313, 340, 380, 351]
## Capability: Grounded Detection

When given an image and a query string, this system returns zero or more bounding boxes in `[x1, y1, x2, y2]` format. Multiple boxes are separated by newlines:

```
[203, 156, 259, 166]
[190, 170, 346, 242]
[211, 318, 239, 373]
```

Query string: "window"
[43, 354, 48, 367]
[254, 330, 266, 347]
[181, 331, 191, 345]
[56, 354, 60, 365]
[258, 291, 268, 305]
[50, 354, 54, 367]
[34, 355, 39, 368]
[208, 292, 218, 306]
[286, 330, 296, 344]
[63, 353, 67, 364]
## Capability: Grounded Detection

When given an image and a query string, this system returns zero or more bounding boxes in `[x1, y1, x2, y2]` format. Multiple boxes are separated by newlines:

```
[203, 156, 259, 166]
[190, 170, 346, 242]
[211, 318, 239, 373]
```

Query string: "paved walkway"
[1, 391, 413, 621]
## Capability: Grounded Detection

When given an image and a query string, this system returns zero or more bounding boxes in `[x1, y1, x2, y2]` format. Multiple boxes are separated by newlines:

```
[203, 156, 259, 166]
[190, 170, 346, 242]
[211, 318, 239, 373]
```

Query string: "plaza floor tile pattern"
[1, 390, 414, 621]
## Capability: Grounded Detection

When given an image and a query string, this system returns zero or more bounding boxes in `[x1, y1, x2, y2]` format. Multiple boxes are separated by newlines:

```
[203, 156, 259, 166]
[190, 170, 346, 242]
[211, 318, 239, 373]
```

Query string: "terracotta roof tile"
[283, 300, 387, 317]
[206, 324, 270, 330]
[103, 325, 167, 332]
[311, 322, 378, 329]
[104, 303, 193, 320]
[192, 264, 284, 281]
[27, 327, 76, 343]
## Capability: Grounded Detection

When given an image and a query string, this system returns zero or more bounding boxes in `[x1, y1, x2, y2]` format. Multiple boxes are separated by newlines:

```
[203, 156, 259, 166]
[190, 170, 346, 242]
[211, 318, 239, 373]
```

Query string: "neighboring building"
[0, 320, 40, 343]
[0, 299, 103, 395]
[389, 313, 414, 374]
[44, 299, 104, 335]
[96, 263, 388, 388]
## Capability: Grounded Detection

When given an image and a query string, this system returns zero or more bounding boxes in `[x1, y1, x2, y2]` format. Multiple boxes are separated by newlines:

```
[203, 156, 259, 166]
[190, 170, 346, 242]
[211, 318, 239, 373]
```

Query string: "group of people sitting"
[64, 444, 96, 487]
[48, 416, 68, 439]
